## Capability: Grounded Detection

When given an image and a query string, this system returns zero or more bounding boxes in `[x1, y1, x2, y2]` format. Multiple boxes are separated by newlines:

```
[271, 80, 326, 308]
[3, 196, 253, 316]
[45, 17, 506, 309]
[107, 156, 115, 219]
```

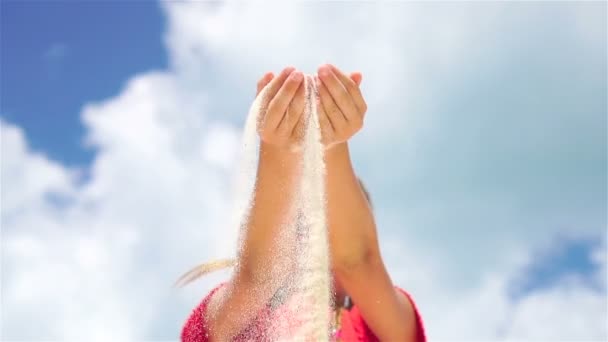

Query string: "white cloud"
[505, 280, 607, 340]
[1, 120, 76, 214]
[201, 121, 240, 170]
[383, 234, 607, 340]
[2, 71, 240, 339]
[2, 1, 606, 340]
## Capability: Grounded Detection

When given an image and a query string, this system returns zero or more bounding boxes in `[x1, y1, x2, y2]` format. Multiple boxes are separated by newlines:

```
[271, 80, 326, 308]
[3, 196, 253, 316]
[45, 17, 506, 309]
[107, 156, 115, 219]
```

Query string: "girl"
[179, 65, 426, 341]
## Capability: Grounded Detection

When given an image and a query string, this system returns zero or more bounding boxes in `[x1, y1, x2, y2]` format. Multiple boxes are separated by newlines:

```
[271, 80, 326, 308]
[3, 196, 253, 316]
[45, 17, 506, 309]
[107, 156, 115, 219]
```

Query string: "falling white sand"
[290, 75, 331, 340]
[230, 74, 332, 340]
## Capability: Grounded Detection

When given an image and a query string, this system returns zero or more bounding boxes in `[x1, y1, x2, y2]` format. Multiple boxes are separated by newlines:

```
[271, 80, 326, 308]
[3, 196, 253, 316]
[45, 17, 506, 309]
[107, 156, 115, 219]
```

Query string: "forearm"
[239, 142, 300, 283]
[208, 143, 300, 340]
[314, 64, 416, 340]
[324, 142, 380, 270]
[324, 143, 413, 341]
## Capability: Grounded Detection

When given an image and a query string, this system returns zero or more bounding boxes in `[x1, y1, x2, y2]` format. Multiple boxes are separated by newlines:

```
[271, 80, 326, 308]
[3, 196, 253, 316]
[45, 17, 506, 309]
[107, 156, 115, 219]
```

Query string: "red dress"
[181, 283, 426, 341]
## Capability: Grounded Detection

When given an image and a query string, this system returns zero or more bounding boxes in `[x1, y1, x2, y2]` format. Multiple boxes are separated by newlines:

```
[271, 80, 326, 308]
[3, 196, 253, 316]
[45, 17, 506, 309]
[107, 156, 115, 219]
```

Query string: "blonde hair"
[174, 258, 237, 288]
[175, 179, 371, 287]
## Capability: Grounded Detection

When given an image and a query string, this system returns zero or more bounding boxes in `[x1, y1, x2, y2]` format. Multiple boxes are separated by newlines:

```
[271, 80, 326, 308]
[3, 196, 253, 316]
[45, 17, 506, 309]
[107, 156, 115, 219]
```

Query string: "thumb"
[350, 72, 362, 86]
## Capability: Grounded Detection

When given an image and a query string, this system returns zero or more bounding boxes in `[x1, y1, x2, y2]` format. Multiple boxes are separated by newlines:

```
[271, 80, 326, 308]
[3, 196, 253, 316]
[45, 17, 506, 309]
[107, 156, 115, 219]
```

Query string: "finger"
[256, 72, 275, 96]
[315, 75, 347, 132]
[329, 65, 367, 115]
[318, 65, 360, 122]
[261, 66, 296, 106]
[350, 72, 362, 86]
[278, 80, 306, 136]
[313, 76, 334, 132]
[265, 70, 304, 131]
[316, 91, 334, 145]
[291, 98, 308, 140]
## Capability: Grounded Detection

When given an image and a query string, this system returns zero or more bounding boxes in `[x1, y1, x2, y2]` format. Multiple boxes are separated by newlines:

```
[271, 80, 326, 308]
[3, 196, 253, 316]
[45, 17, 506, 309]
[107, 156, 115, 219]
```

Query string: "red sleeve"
[181, 283, 226, 342]
[396, 287, 427, 342]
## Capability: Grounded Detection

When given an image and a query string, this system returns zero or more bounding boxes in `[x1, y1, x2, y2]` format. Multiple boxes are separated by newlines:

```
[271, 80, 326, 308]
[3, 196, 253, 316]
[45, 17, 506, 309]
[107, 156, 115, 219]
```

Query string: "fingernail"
[319, 66, 330, 77]
[291, 71, 303, 81]
[284, 66, 296, 75]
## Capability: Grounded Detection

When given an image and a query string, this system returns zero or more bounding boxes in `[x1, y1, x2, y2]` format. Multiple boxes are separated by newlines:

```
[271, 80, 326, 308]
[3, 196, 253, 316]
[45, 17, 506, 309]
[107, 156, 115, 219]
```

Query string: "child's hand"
[255, 67, 307, 152]
[315, 64, 367, 149]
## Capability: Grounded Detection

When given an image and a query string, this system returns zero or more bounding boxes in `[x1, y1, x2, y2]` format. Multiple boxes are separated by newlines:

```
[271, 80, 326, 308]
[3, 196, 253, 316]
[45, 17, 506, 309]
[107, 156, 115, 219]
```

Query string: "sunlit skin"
[206, 65, 418, 341]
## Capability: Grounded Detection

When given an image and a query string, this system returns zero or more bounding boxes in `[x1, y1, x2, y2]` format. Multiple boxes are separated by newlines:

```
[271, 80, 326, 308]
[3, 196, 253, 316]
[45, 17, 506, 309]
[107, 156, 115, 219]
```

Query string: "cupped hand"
[314, 64, 367, 149]
[254, 67, 307, 152]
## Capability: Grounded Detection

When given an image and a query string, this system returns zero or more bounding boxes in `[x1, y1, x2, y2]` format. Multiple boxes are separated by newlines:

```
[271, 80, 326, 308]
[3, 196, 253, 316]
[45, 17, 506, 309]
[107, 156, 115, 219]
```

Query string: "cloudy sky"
[1, 1, 606, 341]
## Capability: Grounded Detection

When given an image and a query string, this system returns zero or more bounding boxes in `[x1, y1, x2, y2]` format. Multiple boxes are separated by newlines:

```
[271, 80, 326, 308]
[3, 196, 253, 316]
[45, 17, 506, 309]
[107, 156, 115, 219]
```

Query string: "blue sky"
[1, 1, 167, 166]
[509, 236, 604, 300]
[1, 1, 606, 340]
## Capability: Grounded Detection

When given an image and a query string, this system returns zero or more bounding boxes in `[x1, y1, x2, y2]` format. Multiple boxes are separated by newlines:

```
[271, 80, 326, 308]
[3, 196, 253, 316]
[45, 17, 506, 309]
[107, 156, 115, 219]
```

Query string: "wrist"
[260, 142, 301, 163]
[324, 142, 350, 163]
